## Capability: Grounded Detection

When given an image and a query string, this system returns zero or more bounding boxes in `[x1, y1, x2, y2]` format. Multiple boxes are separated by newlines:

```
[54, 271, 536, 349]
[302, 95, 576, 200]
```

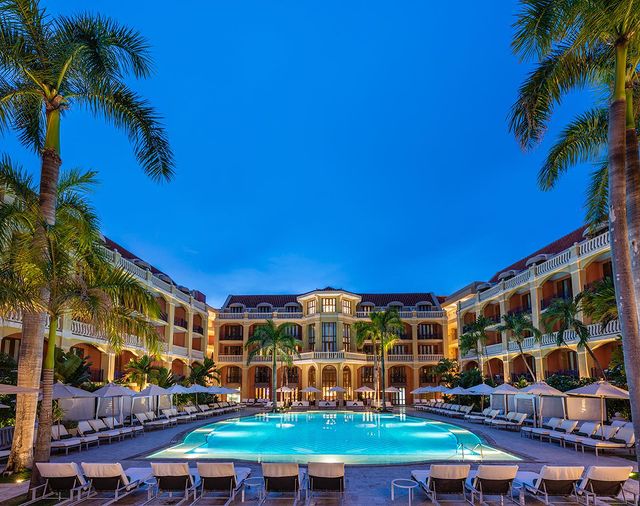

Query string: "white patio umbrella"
[566, 381, 629, 433]
[0, 383, 38, 394]
[93, 383, 136, 424]
[492, 383, 519, 412]
[135, 384, 170, 415]
[355, 386, 375, 393]
[184, 384, 209, 406]
[466, 383, 496, 395]
[218, 387, 240, 395]
[300, 386, 321, 400]
[521, 381, 567, 426]
[384, 386, 400, 393]
[165, 384, 190, 394]
[51, 382, 97, 400]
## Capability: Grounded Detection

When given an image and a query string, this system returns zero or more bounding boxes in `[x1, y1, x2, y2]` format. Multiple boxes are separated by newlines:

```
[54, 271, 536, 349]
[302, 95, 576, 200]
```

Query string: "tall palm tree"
[245, 320, 301, 412]
[0, 162, 160, 469]
[0, 0, 173, 472]
[459, 316, 495, 381]
[354, 309, 403, 412]
[543, 295, 607, 379]
[125, 355, 159, 390]
[497, 313, 541, 381]
[582, 277, 619, 331]
[511, 0, 640, 466]
[188, 355, 221, 386]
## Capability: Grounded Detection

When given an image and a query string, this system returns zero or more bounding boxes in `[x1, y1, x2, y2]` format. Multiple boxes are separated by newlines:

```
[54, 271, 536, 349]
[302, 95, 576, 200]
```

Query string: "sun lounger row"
[416, 402, 473, 418]
[487, 411, 528, 430]
[410, 464, 635, 506]
[24, 460, 345, 505]
[522, 418, 636, 456]
[51, 417, 145, 454]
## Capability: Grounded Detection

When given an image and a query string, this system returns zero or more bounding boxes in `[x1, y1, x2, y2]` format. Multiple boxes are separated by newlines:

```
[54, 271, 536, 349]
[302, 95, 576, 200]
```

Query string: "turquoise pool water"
[149, 411, 518, 464]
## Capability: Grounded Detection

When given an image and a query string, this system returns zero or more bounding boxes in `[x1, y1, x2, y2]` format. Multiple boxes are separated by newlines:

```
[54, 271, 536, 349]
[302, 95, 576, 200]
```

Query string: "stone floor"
[2, 407, 638, 505]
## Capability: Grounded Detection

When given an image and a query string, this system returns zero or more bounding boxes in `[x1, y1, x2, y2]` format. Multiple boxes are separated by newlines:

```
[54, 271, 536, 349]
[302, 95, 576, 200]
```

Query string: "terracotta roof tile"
[224, 292, 439, 309]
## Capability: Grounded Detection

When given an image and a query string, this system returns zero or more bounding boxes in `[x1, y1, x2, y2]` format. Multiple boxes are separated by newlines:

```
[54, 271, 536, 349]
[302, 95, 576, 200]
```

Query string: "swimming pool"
[149, 411, 518, 464]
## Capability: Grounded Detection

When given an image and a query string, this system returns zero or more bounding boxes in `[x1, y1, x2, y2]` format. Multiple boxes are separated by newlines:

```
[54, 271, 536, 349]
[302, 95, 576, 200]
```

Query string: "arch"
[388, 365, 411, 405]
[463, 360, 479, 371]
[308, 366, 317, 387]
[544, 348, 578, 378]
[174, 305, 188, 329]
[221, 365, 242, 385]
[192, 313, 204, 334]
[588, 341, 620, 378]
[70, 343, 104, 382]
[419, 365, 436, 385]
[284, 302, 302, 311]
[416, 301, 434, 310]
[256, 303, 273, 313]
[322, 365, 337, 398]
[0, 332, 21, 361]
[228, 303, 246, 312]
[171, 358, 186, 376]
[156, 296, 168, 322]
[509, 354, 536, 382]
[114, 349, 137, 380]
[248, 365, 271, 401]
[484, 357, 505, 383]
[342, 366, 352, 399]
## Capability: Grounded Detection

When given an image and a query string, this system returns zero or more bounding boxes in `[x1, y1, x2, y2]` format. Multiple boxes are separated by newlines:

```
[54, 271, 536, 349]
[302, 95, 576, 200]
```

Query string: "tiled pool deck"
[3, 407, 638, 505]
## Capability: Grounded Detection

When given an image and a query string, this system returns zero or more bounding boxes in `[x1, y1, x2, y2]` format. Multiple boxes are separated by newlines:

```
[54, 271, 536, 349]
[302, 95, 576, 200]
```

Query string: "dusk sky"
[3, 1, 598, 307]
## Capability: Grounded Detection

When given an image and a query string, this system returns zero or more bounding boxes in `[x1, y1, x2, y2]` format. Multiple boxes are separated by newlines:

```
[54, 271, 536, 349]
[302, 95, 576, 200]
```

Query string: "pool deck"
[3, 407, 638, 505]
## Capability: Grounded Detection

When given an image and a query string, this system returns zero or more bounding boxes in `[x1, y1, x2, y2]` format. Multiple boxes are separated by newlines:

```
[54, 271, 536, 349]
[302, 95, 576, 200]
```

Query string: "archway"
[342, 366, 352, 399]
[171, 359, 186, 377]
[70, 343, 104, 382]
[544, 348, 578, 378]
[114, 349, 137, 380]
[510, 354, 536, 382]
[322, 365, 337, 399]
[0, 332, 21, 362]
[484, 358, 504, 384]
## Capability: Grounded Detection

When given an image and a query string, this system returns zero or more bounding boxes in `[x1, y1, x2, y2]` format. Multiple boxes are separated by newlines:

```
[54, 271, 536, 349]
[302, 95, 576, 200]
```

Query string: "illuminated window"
[307, 300, 316, 315]
[342, 299, 352, 315]
[322, 322, 336, 351]
[308, 324, 315, 349]
[343, 324, 351, 349]
[322, 298, 336, 312]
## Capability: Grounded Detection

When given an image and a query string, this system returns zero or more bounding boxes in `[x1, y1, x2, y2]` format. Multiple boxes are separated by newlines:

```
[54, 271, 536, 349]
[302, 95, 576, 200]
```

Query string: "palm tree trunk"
[517, 343, 536, 381]
[380, 347, 387, 411]
[271, 353, 277, 412]
[609, 42, 640, 471]
[4, 312, 45, 473]
[32, 318, 57, 468]
[584, 343, 607, 380]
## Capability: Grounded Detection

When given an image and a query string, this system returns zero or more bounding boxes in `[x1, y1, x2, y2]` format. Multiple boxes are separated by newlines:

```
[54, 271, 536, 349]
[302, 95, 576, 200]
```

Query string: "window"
[418, 323, 441, 339]
[286, 305, 300, 313]
[417, 304, 432, 312]
[342, 299, 352, 315]
[343, 324, 351, 349]
[603, 261, 613, 280]
[307, 300, 316, 315]
[322, 322, 337, 352]
[229, 306, 243, 313]
[522, 293, 532, 310]
[224, 325, 243, 338]
[284, 325, 300, 338]
[360, 305, 372, 314]
[258, 305, 271, 313]
[557, 278, 572, 299]
[308, 324, 315, 349]
[390, 344, 408, 355]
[361, 366, 374, 383]
[322, 298, 336, 313]
[418, 344, 439, 354]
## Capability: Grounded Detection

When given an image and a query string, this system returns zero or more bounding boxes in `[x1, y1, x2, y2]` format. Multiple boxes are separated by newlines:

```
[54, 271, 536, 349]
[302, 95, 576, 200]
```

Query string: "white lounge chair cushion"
[474, 465, 519, 481]
[196, 463, 251, 484]
[36, 462, 86, 484]
[518, 466, 584, 491]
[262, 463, 299, 478]
[51, 438, 81, 448]
[578, 465, 633, 493]
[151, 462, 194, 485]
[307, 462, 344, 478]
[82, 463, 130, 486]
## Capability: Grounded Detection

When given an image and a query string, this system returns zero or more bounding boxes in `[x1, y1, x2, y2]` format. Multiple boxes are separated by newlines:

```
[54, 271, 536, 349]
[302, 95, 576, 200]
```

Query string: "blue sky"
[4, 1, 598, 307]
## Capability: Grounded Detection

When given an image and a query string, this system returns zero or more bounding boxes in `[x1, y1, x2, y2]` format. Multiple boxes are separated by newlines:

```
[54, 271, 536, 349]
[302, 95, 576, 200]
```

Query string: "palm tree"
[459, 316, 495, 381]
[511, 0, 640, 466]
[150, 367, 179, 389]
[354, 309, 403, 412]
[497, 313, 541, 381]
[245, 320, 301, 412]
[0, 162, 161, 469]
[188, 355, 221, 386]
[543, 295, 607, 379]
[0, 0, 173, 472]
[125, 355, 159, 390]
[582, 277, 619, 331]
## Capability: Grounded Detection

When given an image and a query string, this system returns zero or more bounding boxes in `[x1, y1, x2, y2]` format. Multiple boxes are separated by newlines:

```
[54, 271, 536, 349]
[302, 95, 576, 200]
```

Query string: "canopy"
[135, 385, 170, 397]
[92, 383, 136, 398]
[0, 383, 38, 394]
[329, 386, 346, 393]
[521, 381, 566, 397]
[429, 385, 448, 393]
[492, 383, 520, 394]
[565, 381, 629, 399]
[165, 385, 191, 394]
[52, 382, 97, 400]
[300, 386, 321, 393]
[410, 387, 429, 394]
[384, 387, 400, 393]
[355, 386, 375, 393]
[210, 386, 239, 395]
[184, 384, 209, 394]
[466, 383, 495, 395]
[276, 386, 294, 393]
[445, 386, 468, 395]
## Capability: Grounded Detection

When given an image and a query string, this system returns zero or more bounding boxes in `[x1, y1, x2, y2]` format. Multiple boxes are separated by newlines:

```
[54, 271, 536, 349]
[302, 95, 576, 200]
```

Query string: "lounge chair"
[291, 401, 309, 410]
[451, 406, 473, 418]
[77, 420, 121, 444]
[490, 413, 527, 431]
[184, 405, 208, 419]
[520, 417, 563, 439]
[305, 462, 345, 502]
[197, 404, 214, 417]
[559, 422, 602, 450]
[516, 465, 584, 506]
[411, 464, 471, 503]
[52, 423, 98, 451]
[134, 412, 168, 430]
[611, 420, 628, 428]
[89, 418, 133, 439]
[465, 465, 520, 505]
[318, 400, 336, 408]
[22, 462, 89, 505]
[576, 466, 635, 506]
[262, 462, 301, 504]
[192, 462, 251, 504]
[144, 462, 198, 505]
[103, 416, 144, 436]
[579, 426, 636, 456]
[541, 419, 579, 442]
[81, 462, 151, 505]
[481, 410, 500, 424]
[162, 408, 193, 424]
[465, 408, 491, 422]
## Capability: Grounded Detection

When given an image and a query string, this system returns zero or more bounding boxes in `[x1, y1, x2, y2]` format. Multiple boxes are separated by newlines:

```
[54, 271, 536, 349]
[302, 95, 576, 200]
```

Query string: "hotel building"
[0, 238, 210, 383]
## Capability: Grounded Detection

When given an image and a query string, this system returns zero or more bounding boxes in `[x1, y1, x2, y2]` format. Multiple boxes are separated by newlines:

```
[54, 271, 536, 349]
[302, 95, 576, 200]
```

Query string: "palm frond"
[585, 160, 609, 228]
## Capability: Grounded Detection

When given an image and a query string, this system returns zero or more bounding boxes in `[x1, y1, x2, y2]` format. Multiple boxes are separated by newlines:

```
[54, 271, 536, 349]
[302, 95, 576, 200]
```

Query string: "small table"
[391, 478, 419, 505]
[243, 477, 264, 502]
[143, 478, 156, 500]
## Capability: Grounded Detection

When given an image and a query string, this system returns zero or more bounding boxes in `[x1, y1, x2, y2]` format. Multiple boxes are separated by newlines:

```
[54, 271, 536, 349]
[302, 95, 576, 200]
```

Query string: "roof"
[222, 291, 439, 309]
[103, 237, 206, 303]
[487, 226, 587, 283]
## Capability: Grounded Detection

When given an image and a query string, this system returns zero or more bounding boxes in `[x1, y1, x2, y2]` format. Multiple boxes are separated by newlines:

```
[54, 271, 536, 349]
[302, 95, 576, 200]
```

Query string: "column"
[186, 309, 194, 359]
[498, 297, 508, 352]
[167, 302, 176, 356]
[106, 352, 116, 382]
[577, 349, 590, 378]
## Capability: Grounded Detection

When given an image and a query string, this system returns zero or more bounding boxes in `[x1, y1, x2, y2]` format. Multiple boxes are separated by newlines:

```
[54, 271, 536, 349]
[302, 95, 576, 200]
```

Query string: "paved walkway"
[3, 407, 638, 505]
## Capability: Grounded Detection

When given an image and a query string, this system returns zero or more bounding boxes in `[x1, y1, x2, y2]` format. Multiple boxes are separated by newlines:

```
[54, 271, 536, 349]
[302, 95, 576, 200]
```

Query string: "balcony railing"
[507, 306, 531, 316]
[172, 345, 188, 358]
[218, 354, 243, 363]
[192, 324, 204, 335]
[418, 333, 443, 339]
[387, 354, 414, 362]
[417, 354, 444, 362]
[174, 317, 188, 329]
[484, 314, 501, 324]
[220, 334, 243, 340]
[218, 311, 303, 320]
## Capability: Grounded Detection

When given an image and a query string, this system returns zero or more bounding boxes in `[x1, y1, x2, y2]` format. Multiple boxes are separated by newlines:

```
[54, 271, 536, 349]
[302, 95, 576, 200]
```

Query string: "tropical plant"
[0, 162, 161, 471]
[433, 358, 459, 387]
[125, 355, 158, 390]
[510, 0, 640, 467]
[150, 367, 179, 389]
[188, 355, 220, 386]
[0, 0, 173, 473]
[53, 348, 91, 386]
[543, 295, 607, 379]
[459, 316, 495, 380]
[0, 353, 17, 385]
[497, 313, 541, 381]
[582, 277, 619, 330]
[245, 320, 301, 412]
[354, 309, 403, 411]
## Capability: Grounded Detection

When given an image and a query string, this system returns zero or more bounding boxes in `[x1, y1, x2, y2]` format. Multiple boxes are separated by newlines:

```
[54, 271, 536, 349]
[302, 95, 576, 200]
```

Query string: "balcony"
[507, 306, 531, 316]
[218, 354, 243, 363]
[191, 349, 204, 361]
[159, 311, 168, 322]
[387, 354, 414, 362]
[417, 332, 443, 340]
[174, 317, 188, 329]
[193, 324, 204, 335]
[485, 343, 504, 356]
[540, 294, 572, 311]
[172, 345, 188, 358]
[220, 334, 243, 341]
[417, 354, 444, 363]
[218, 311, 304, 320]
[484, 314, 501, 325]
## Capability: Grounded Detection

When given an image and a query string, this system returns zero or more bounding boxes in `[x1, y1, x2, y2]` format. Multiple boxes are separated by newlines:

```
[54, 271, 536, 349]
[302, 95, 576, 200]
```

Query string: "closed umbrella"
[136, 384, 170, 415]
[566, 381, 629, 434]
